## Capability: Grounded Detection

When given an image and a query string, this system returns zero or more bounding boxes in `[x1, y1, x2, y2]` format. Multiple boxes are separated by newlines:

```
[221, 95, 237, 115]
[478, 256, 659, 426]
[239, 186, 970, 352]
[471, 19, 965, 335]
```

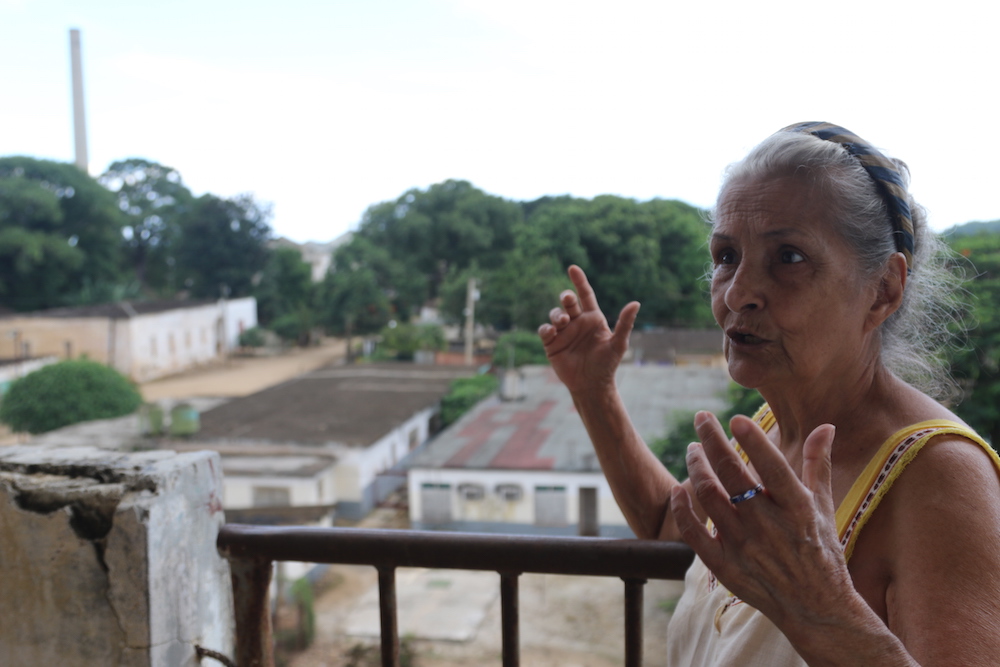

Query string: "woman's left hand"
[670, 411, 854, 631]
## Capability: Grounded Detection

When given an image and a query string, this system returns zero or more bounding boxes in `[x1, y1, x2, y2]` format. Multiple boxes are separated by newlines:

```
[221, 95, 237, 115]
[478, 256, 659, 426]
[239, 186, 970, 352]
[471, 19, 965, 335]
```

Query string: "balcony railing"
[217, 524, 695, 667]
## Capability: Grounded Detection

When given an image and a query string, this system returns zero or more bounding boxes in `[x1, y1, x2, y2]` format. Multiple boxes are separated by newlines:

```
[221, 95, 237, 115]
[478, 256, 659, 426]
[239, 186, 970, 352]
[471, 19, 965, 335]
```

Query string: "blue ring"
[729, 483, 765, 505]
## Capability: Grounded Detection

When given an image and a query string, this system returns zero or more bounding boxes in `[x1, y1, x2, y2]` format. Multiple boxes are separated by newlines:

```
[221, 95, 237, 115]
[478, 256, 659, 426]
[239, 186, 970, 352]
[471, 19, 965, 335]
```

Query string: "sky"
[2, 0, 998, 243]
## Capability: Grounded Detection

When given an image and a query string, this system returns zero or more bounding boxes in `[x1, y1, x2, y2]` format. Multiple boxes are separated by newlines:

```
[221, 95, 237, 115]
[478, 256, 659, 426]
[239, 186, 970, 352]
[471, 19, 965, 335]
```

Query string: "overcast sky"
[2, 0, 997, 243]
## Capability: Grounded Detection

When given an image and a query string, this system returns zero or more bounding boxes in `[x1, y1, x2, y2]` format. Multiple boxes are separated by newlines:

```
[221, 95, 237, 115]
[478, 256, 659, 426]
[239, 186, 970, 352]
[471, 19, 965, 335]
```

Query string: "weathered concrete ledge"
[0, 446, 233, 666]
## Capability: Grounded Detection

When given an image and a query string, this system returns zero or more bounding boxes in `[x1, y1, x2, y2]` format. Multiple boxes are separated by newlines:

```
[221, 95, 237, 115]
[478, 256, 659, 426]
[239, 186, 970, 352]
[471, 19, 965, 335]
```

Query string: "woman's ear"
[866, 252, 907, 331]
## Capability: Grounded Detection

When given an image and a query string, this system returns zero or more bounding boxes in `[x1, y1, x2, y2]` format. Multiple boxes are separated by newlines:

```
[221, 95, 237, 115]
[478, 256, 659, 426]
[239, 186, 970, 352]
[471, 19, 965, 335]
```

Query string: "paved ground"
[288, 513, 684, 667]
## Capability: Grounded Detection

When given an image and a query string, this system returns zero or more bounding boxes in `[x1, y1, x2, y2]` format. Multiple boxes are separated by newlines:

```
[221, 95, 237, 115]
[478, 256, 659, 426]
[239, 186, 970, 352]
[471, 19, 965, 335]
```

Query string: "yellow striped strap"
[835, 420, 1000, 562]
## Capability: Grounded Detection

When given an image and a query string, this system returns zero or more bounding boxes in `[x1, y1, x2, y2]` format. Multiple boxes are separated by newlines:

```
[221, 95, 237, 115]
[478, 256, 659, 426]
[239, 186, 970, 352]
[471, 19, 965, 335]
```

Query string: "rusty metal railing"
[217, 525, 695, 667]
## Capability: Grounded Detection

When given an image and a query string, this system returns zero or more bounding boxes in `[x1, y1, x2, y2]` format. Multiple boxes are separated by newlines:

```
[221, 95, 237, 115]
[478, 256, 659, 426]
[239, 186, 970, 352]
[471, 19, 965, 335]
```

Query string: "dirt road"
[139, 339, 347, 401]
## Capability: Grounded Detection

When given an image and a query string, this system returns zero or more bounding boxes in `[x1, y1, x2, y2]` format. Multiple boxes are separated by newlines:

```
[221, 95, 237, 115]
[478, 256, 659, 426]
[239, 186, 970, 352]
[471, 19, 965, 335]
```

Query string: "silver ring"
[729, 483, 765, 505]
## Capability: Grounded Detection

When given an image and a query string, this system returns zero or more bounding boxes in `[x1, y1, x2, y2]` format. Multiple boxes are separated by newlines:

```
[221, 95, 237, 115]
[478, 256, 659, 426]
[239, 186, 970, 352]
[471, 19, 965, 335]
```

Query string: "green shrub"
[380, 323, 446, 360]
[0, 359, 143, 434]
[649, 410, 697, 480]
[492, 330, 549, 367]
[440, 373, 498, 426]
[271, 311, 313, 346]
[238, 326, 267, 348]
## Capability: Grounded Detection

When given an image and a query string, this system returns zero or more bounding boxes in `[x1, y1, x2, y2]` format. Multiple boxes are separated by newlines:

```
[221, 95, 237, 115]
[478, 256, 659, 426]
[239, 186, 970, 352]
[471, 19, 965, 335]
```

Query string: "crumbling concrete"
[0, 446, 233, 666]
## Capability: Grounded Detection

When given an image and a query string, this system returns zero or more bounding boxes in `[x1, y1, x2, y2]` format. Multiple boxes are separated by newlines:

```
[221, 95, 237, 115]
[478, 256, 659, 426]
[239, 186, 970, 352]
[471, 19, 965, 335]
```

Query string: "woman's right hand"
[537, 265, 640, 394]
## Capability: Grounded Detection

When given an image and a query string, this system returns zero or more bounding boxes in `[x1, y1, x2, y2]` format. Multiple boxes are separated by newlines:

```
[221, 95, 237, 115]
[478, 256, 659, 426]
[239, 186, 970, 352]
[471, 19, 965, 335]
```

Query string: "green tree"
[318, 262, 392, 358]
[0, 157, 125, 310]
[98, 158, 195, 292]
[346, 180, 522, 317]
[329, 235, 427, 323]
[0, 359, 142, 434]
[325, 182, 713, 336]
[378, 323, 446, 360]
[174, 194, 273, 298]
[492, 330, 549, 367]
[522, 195, 714, 329]
[947, 232, 1000, 444]
[255, 246, 315, 325]
[440, 374, 499, 427]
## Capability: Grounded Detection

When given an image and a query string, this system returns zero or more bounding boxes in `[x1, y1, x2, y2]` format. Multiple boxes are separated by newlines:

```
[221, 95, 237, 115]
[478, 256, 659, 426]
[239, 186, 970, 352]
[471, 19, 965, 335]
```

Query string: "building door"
[421, 483, 452, 524]
[534, 485, 568, 527]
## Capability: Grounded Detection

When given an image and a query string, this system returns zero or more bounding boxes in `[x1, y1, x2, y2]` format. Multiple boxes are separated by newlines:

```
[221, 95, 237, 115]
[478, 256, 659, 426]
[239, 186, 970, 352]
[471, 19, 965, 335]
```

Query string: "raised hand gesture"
[537, 265, 640, 394]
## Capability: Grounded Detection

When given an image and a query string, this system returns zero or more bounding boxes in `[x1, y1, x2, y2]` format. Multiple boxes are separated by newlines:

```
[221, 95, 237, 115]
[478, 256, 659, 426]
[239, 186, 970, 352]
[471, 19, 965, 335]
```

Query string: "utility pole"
[69, 28, 89, 173]
[463, 277, 478, 365]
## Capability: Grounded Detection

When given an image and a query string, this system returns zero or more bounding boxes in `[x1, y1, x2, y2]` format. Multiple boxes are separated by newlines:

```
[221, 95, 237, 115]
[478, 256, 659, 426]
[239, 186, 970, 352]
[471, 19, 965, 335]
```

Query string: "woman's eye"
[716, 250, 736, 265]
[780, 249, 804, 263]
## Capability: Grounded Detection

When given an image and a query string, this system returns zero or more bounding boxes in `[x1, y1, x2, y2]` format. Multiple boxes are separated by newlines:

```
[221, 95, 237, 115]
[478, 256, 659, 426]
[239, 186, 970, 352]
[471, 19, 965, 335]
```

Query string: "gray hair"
[712, 129, 965, 400]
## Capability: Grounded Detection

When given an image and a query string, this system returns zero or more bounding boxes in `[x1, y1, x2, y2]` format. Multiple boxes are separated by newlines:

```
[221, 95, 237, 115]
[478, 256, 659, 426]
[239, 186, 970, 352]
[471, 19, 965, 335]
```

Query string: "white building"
[193, 363, 477, 521]
[0, 298, 257, 383]
[407, 364, 733, 536]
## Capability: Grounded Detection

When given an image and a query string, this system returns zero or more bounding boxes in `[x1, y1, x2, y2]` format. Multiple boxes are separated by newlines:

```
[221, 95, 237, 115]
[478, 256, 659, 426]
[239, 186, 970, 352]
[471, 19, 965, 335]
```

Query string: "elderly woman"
[538, 122, 1000, 666]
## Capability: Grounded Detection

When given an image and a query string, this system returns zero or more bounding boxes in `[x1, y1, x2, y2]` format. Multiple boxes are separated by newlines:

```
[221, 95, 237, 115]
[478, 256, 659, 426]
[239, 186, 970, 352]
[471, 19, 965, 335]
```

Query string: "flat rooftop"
[197, 362, 478, 447]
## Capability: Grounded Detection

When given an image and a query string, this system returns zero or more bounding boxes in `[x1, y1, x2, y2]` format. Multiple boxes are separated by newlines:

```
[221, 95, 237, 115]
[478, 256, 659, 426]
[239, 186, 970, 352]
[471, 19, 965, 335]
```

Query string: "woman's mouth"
[728, 330, 767, 345]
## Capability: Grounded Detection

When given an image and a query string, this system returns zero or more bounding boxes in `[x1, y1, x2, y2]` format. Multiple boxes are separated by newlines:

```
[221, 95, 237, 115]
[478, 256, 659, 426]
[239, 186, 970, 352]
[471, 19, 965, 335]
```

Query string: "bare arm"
[538, 265, 697, 539]
[873, 437, 1000, 666]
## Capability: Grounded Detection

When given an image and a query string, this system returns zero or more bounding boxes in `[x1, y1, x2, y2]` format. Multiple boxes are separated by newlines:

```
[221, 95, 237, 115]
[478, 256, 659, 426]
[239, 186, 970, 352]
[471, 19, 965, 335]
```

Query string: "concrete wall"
[221, 298, 257, 351]
[407, 467, 629, 535]
[0, 446, 233, 666]
[127, 298, 258, 383]
[335, 407, 433, 519]
[222, 467, 336, 510]
[0, 316, 118, 365]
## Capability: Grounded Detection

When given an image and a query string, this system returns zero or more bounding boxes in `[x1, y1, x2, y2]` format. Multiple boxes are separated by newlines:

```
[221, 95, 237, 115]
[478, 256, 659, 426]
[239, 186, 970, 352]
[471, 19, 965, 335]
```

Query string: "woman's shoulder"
[876, 423, 1000, 560]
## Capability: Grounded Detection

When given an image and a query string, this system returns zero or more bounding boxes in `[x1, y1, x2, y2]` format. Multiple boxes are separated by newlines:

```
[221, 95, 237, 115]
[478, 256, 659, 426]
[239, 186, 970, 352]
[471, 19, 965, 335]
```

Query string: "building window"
[168, 333, 176, 355]
[420, 483, 452, 523]
[185, 331, 192, 349]
[253, 486, 291, 507]
[534, 486, 568, 526]
[150, 336, 157, 357]
[457, 483, 485, 501]
[408, 428, 420, 451]
[495, 483, 523, 502]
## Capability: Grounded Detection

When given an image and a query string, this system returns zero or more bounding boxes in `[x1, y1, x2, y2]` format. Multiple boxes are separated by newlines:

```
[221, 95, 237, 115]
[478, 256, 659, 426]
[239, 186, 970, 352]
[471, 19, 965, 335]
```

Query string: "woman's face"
[710, 175, 878, 393]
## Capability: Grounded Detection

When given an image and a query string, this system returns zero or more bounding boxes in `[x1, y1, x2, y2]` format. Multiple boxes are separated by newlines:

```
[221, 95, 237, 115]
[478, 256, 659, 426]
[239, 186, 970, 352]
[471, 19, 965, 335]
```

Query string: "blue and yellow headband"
[783, 121, 915, 271]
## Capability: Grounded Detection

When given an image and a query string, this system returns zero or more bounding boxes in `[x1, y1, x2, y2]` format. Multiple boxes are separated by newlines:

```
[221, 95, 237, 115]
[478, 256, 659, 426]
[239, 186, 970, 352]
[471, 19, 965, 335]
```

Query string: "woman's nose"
[724, 263, 764, 312]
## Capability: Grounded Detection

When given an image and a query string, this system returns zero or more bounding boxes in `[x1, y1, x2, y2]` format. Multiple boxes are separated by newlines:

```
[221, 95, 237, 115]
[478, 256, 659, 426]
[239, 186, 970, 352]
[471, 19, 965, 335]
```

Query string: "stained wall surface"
[0, 446, 233, 666]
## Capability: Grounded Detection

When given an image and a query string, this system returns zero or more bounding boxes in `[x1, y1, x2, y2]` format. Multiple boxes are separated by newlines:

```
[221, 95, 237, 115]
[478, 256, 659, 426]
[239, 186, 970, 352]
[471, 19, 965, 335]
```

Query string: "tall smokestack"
[69, 28, 89, 173]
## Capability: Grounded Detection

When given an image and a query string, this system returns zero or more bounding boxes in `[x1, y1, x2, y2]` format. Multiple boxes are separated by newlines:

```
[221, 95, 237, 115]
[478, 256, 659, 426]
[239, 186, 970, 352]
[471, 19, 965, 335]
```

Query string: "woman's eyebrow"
[762, 228, 809, 240]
